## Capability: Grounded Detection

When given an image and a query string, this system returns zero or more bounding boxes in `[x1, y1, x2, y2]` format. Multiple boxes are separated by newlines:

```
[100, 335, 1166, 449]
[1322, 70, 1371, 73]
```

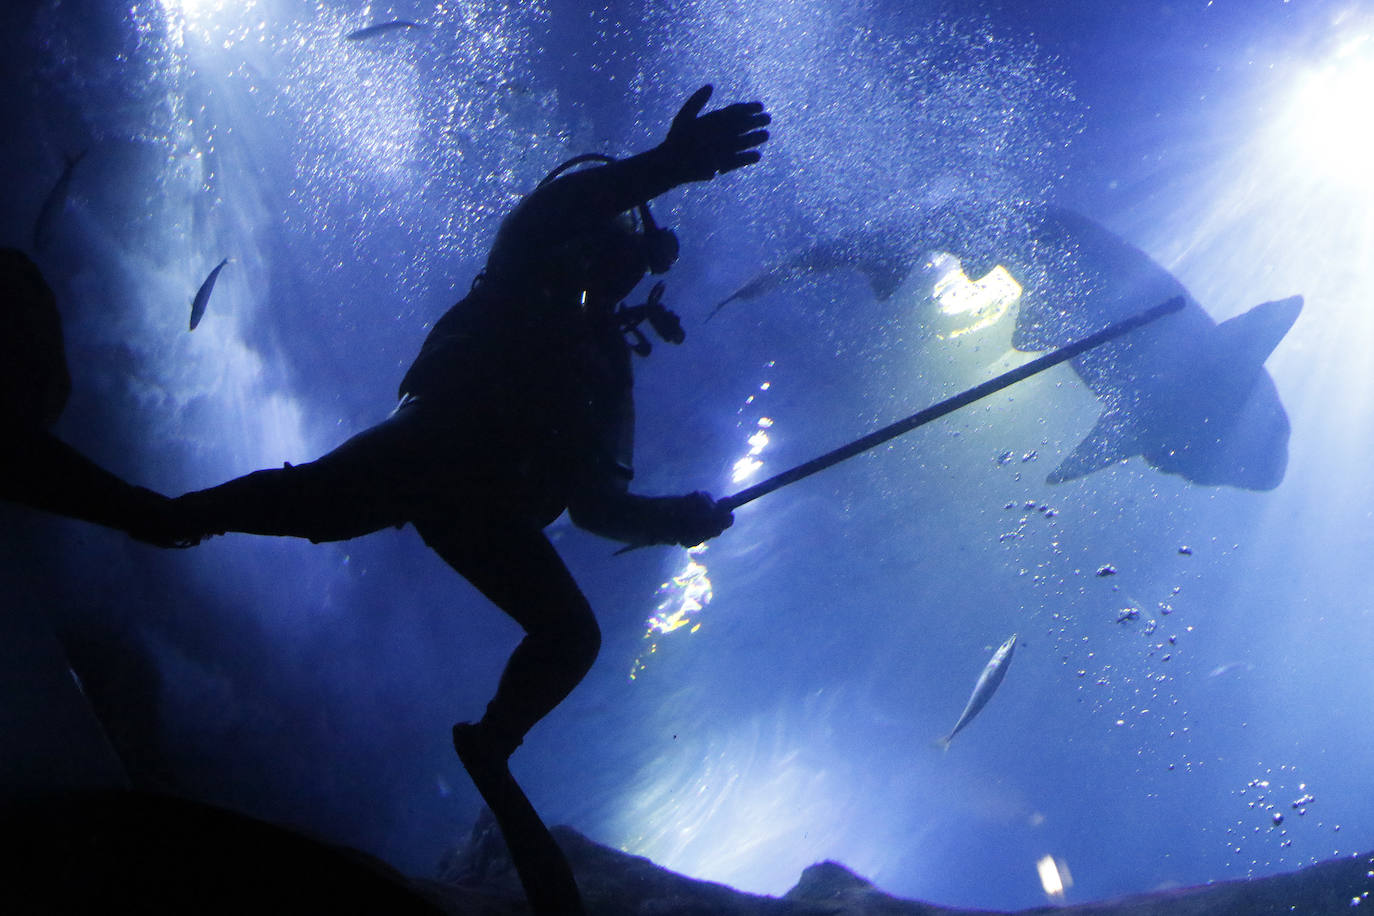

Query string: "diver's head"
[577, 208, 679, 304]
[538, 153, 680, 303]
[601, 211, 656, 301]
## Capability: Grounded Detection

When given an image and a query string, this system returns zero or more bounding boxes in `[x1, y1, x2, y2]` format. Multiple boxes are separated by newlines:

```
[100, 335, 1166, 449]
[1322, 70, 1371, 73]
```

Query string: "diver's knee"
[574, 611, 602, 660]
[552, 603, 601, 669]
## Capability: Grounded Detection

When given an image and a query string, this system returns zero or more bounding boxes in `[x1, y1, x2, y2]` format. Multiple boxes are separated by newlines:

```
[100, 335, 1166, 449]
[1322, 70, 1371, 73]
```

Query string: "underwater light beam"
[156, 0, 240, 29]
[1282, 33, 1374, 191]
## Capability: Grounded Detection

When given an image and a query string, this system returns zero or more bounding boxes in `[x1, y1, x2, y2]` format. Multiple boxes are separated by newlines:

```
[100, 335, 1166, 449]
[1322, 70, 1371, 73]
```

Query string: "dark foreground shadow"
[3, 789, 1371, 915]
[0, 790, 448, 915]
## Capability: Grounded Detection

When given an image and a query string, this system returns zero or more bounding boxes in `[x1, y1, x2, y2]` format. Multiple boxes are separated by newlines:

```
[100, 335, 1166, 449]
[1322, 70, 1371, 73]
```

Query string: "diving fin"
[452, 723, 584, 915]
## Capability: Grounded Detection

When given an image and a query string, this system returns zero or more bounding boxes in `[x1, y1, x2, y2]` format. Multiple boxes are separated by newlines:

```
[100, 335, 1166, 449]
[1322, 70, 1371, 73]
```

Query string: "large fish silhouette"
[715, 206, 1301, 490]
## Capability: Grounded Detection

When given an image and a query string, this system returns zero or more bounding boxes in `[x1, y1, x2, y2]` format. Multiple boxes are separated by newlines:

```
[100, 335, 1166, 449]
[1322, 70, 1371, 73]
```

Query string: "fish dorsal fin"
[1047, 408, 1138, 484]
[1214, 296, 1302, 368]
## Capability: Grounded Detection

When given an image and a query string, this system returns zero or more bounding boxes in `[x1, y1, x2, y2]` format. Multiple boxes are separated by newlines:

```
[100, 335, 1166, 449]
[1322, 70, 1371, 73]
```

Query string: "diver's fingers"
[663, 92, 769, 181]
[713, 126, 770, 174]
[717, 149, 762, 175]
[711, 99, 769, 121]
[731, 127, 770, 153]
[698, 102, 771, 136]
[672, 85, 714, 131]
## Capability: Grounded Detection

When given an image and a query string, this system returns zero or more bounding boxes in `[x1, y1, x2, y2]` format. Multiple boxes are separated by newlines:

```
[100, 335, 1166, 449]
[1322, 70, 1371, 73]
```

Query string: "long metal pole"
[718, 296, 1184, 512]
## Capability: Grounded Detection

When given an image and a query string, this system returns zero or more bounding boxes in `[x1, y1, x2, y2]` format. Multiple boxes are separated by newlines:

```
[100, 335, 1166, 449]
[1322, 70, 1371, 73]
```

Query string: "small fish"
[344, 20, 426, 41]
[33, 150, 87, 251]
[936, 633, 1018, 750]
[189, 258, 230, 331]
[1207, 661, 1253, 679]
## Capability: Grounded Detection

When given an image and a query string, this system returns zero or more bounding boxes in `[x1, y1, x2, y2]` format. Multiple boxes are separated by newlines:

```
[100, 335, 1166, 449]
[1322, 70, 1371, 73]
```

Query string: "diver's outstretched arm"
[571, 84, 771, 210]
[501, 85, 770, 249]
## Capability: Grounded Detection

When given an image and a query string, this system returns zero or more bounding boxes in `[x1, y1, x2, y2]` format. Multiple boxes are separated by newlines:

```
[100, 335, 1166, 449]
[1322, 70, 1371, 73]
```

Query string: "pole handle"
[616, 295, 1185, 554]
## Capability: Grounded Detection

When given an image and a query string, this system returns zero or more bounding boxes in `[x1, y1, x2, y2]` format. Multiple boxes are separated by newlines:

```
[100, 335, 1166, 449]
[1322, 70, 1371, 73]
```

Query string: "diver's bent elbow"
[566, 497, 628, 541]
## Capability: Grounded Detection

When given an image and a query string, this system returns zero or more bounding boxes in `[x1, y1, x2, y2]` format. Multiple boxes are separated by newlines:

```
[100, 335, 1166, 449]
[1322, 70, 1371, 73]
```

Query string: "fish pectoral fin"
[1215, 295, 1303, 368]
[1048, 408, 1137, 484]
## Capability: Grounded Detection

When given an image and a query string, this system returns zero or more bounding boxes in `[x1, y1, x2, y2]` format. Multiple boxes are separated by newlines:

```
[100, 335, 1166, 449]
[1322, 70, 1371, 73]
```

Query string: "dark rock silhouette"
[430, 814, 1374, 915]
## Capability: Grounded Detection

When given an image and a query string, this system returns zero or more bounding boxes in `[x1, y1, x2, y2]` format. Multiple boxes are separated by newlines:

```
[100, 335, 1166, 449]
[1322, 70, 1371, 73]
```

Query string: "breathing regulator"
[537, 153, 687, 357]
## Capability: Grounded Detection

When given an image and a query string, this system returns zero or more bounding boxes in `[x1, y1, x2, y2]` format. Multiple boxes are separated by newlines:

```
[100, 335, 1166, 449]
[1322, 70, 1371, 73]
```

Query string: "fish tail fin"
[933, 736, 951, 753]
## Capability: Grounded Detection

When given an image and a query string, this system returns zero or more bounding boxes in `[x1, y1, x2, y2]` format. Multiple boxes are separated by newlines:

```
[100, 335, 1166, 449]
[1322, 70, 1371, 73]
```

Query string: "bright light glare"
[155, 0, 253, 32]
[730, 455, 763, 482]
[731, 421, 772, 484]
[927, 252, 1022, 338]
[1285, 34, 1374, 187]
[647, 557, 713, 636]
[1036, 855, 1072, 899]
[628, 546, 713, 681]
[158, 0, 214, 16]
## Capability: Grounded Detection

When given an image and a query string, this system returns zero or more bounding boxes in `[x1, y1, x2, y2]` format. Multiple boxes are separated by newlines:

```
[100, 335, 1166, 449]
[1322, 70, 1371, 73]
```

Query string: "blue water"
[6, 0, 1374, 909]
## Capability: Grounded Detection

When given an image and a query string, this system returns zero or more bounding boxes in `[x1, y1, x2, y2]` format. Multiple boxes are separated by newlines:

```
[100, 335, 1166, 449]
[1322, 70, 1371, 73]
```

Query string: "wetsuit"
[3, 84, 767, 916]
[170, 156, 730, 758]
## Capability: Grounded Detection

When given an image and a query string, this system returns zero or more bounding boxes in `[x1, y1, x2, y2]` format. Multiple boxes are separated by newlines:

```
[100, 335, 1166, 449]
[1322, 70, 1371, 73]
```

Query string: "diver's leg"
[416, 520, 602, 759]
[171, 462, 386, 543]
[170, 408, 430, 543]
[417, 519, 595, 914]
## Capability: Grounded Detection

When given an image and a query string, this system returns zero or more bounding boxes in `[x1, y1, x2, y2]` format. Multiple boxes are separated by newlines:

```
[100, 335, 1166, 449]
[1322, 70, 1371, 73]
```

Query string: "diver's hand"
[125, 488, 207, 549]
[662, 85, 771, 183]
[667, 491, 734, 547]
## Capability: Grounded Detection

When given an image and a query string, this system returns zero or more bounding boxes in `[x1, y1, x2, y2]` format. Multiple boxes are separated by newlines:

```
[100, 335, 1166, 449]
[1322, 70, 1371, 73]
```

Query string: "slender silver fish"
[33, 150, 87, 251]
[189, 258, 230, 331]
[344, 20, 426, 41]
[937, 633, 1017, 749]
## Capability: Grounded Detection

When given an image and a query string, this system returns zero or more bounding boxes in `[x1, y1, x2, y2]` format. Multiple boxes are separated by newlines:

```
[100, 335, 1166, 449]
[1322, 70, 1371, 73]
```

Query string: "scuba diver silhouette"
[1, 84, 768, 914]
[100, 84, 763, 912]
